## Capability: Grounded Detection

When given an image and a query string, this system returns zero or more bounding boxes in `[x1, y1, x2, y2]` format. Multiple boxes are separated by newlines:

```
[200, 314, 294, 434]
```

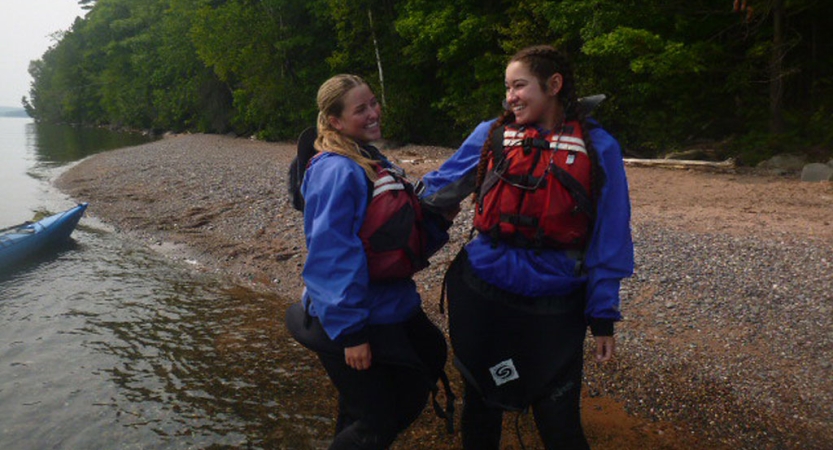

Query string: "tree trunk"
[769, 0, 785, 134]
[367, 9, 386, 108]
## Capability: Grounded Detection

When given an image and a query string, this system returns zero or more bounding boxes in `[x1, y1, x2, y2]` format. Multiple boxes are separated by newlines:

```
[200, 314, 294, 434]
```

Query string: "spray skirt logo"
[489, 358, 520, 386]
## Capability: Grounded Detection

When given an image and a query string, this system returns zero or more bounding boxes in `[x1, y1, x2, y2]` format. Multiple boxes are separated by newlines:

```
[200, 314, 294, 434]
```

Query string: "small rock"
[800, 162, 833, 182]
[757, 153, 807, 172]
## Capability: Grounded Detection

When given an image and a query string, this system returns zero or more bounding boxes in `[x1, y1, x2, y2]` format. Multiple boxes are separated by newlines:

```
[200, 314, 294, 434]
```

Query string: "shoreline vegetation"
[27, 1, 833, 167]
[56, 133, 833, 449]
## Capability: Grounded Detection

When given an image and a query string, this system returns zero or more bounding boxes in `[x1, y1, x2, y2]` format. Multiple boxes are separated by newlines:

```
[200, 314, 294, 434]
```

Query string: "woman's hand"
[345, 343, 372, 370]
[593, 336, 615, 362]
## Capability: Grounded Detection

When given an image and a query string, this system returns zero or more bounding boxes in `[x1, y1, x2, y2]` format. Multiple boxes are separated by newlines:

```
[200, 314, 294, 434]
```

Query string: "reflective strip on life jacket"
[373, 171, 406, 197]
[502, 131, 587, 155]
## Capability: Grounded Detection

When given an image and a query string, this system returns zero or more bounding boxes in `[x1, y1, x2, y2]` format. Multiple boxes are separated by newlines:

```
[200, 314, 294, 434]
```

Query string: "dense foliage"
[24, 0, 833, 162]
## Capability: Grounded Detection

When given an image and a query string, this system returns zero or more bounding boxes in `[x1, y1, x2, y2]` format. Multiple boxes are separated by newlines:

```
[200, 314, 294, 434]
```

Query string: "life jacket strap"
[500, 213, 538, 228]
[500, 173, 547, 190]
[548, 163, 595, 219]
[430, 370, 456, 434]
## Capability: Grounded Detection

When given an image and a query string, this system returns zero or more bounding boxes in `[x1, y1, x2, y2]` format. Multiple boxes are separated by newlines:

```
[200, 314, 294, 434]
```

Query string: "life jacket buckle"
[522, 137, 535, 155]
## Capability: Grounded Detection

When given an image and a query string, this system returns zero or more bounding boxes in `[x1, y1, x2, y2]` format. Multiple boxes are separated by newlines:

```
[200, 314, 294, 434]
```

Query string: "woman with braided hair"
[420, 45, 634, 448]
[285, 74, 453, 449]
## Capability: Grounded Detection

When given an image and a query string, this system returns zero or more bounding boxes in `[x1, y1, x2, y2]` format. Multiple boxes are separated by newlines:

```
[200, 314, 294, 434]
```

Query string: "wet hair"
[474, 45, 602, 207]
[315, 74, 378, 180]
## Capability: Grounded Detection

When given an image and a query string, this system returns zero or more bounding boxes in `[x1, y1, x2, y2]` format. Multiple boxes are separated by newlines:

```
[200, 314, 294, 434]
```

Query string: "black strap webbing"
[549, 163, 595, 218]
[500, 213, 538, 228]
[430, 370, 456, 434]
[502, 174, 547, 189]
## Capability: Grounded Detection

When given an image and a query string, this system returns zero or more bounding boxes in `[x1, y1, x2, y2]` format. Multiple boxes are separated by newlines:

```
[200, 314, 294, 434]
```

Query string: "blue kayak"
[0, 203, 88, 271]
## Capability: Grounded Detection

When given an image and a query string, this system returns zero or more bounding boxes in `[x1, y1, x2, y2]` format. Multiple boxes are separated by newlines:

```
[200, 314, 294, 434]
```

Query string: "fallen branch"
[624, 158, 736, 171]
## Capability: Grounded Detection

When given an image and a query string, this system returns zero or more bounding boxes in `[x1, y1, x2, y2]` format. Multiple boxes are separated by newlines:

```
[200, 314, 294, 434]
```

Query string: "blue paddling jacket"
[300, 150, 448, 346]
[421, 119, 634, 335]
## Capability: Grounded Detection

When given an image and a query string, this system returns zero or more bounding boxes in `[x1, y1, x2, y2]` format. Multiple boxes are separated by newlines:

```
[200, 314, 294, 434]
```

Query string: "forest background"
[24, 0, 833, 164]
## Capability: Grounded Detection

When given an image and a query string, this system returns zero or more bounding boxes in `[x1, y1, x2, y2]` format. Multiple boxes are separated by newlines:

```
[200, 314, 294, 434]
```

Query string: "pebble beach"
[55, 133, 833, 449]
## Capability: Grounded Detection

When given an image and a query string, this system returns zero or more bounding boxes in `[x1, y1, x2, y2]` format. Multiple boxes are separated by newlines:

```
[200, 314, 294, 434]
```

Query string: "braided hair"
[315, 74, 379, 181]
[474, 45, 603, 206]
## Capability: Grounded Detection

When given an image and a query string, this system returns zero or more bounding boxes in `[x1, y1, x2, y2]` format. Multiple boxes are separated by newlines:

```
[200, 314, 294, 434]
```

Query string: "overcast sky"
[0, 1, 86, 107]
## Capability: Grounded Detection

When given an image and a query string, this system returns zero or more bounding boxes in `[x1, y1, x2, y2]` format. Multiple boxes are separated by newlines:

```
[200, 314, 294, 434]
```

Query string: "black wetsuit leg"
[461, 379, 504, 449]
[317, 352, 429, 450]
[531, 352, 589, 450]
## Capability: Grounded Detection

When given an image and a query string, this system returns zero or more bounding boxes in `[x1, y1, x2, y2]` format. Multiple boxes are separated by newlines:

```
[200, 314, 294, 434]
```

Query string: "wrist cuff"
[336, 328, 369, 348]
[589, 318, 614, 337]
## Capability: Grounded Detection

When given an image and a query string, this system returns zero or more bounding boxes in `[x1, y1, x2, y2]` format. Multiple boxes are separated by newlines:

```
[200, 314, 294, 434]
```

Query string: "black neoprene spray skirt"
[445, 249, 587, 411]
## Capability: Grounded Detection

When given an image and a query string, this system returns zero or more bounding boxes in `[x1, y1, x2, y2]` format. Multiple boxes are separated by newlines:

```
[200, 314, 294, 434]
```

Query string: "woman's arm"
[583, 124, 635, 336]
[420, 120, 495, 212]
[302, 154, 373, 347]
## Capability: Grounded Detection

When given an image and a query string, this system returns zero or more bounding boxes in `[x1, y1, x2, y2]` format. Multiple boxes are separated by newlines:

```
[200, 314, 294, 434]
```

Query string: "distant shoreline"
[0, 106, 30, 118]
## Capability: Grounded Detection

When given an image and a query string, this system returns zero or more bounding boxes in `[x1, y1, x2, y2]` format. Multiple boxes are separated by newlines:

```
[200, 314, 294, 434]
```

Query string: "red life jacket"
[360, 163, 429, 280]
[473, 121, 594, 249]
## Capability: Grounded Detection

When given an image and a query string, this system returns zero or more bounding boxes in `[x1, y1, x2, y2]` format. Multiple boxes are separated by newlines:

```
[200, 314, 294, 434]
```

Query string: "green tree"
[191, 0, 333, 139]
[151, 0, 232, 133]
[727, 0, 833, 156]
[26, 16, 104, 124]
[396, 0, 507, 138]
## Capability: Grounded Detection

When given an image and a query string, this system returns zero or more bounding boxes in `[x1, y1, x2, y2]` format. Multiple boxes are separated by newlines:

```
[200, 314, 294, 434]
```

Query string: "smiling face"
[505, 60, 563, 130]
[328, 84, 382, 144]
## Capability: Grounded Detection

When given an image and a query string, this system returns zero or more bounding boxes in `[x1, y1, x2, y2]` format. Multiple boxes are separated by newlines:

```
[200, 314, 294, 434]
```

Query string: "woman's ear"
[328, 115, 344, 131]
[548, 73, 563, 96]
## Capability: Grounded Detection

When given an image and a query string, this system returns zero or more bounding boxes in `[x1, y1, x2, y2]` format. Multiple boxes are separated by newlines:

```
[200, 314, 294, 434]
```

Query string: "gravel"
[594, 223, 833, 449]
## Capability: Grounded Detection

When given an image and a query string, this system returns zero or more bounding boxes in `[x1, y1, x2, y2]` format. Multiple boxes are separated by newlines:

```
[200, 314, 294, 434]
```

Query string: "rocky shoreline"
[56, 133, 833, 449]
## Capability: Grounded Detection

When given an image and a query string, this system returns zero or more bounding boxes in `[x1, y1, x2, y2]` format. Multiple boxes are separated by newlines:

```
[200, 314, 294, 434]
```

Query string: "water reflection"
[26, 122, 157, 168]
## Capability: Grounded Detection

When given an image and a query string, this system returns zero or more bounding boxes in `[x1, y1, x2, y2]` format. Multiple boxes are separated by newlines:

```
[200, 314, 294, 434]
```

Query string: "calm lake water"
[0, 118, 330, 449]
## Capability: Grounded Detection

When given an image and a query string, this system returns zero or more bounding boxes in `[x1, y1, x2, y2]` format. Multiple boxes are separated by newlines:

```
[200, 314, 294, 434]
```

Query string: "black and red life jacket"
[359, 162, 429, 281]
[473, 121, 595, 249]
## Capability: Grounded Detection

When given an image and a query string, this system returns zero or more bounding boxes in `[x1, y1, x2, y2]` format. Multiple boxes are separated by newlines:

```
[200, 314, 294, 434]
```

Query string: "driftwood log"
[624, 158, 736, 172]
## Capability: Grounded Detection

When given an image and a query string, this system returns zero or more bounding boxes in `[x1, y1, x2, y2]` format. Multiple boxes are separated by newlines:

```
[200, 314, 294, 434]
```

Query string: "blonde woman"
[286, 74, 452, 449]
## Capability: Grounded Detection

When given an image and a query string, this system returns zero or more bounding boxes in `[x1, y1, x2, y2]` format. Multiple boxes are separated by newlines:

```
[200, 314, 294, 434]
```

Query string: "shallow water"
[0, 118, 331, 449]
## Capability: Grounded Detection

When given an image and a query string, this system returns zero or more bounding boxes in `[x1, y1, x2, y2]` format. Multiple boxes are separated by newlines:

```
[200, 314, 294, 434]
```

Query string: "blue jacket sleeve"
[301, 154, 372, 344]
[420, 120, 495, 210]
[421, 208, 452, 258]
[582, 125, 635, 325]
